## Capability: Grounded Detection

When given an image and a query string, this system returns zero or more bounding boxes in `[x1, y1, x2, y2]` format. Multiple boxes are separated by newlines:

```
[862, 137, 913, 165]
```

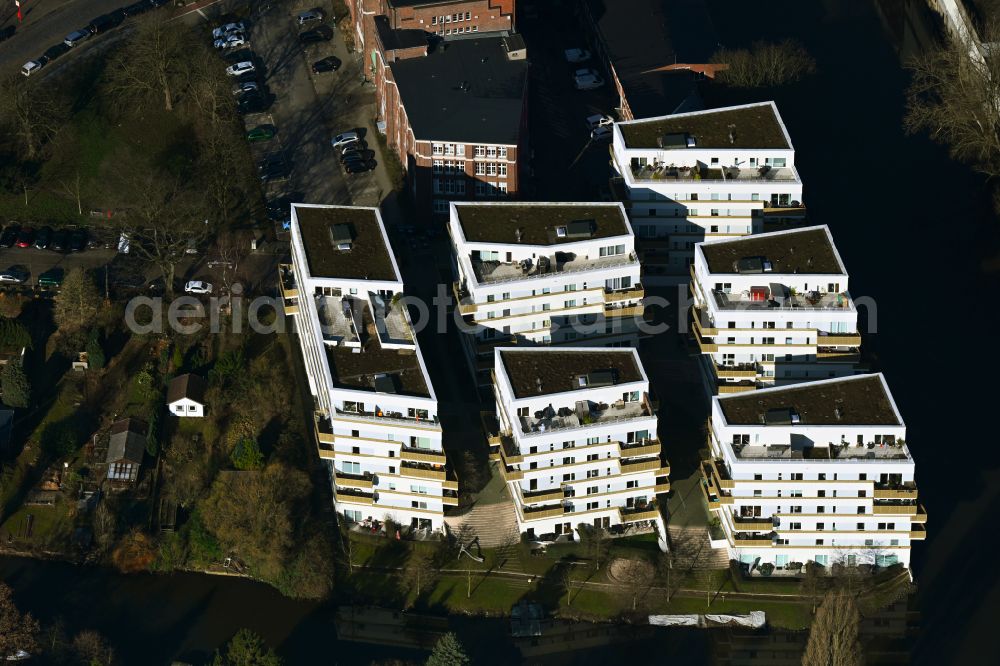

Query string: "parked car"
[215, 35, 247, 50]
[590, 126, 613, 142]
[586, 113, 614, 130]
[0, 225, 20, 248]
[311, 56, 341, 74]
[184, 280, 213, 295]
[148, 0, 168, 8]
[573, 68, 604, 90]
[564, 48, 591, 63]
[266, 197, 291, 223]
[21, 60, 44, 77]
[298, 26, 333, 44]
[297, 9, 325, 25]
[258, 159, 291, 183]
[122, 0, 153, 17]
[43, 43, 71, 61]
[68, 228, 87, 252]
[340, 149, 374, 164]
[331, 131, 360, 148]
[37, 267, 64, 288]
[344, 159, 376, 174]
[33, 226, 53, 249]
[237, 93, 271, 114]
[50, 228, 69, 251]
[246, 125, 275, 142]
[232, 80, 259, 95]
[64, 29, 92, 47]
[88, 11, 123, 34]
[212, 21, 246, 38]
[226, 61, 255, 77]
[0, 266, 29, 284]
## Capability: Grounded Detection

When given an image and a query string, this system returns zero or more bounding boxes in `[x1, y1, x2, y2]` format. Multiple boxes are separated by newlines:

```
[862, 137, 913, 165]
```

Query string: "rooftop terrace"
[733, 441, 911, 462]
[719, 375, 899, 426]
[618, 103, 790, 150]
[470, 251, 637, 285]
[701, 228, 842, 275]
[294, 205, 399, 282]
[455, 204, 631, 245]
[627, 162, 799, 184]
[325, 305, 428, 398]
[499, 350, 643, 398]
[711, 288, 852, 312]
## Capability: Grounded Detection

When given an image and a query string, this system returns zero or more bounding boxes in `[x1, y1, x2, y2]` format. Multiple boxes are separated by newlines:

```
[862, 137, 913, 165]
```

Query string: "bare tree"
[0, 73, 64, 160]
[710, 40, 816, 88]
[905, 17, 1000, 180]
[613, 558, 655, 611]
[802, 591, 862, 666]
[106, 14, 199, 112]
[0, 582, 39, 658]
[102, 150, 211, 298]
[576, 523, 610, 570]
[54, 268, 101, 332]
[403, 548, 437, 602]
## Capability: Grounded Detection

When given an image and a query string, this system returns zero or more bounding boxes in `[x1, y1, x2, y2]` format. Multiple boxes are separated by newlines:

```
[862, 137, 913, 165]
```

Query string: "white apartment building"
[282, 204, 456, 532]
[490, 348, 670, 540]
[689, 226, 863, 394]
[610, 102, 805, 280]
[448, 202, 645, 385]
[701, 374, 925, 571]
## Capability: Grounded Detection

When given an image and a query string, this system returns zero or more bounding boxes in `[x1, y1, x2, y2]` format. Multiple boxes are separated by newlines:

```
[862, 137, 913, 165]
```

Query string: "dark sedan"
[298, 26, 333, 44]
[0, 225, 20, 248]
[344, 159, 376, 174]
[311, 56, 341, 74]
[50, 228, 69, 251]
[68, 228, 87, 252]
[34, 226, 53, 249]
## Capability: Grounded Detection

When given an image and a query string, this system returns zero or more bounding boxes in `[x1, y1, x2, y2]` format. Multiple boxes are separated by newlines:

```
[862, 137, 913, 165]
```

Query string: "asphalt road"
[0, 0, 141, 71]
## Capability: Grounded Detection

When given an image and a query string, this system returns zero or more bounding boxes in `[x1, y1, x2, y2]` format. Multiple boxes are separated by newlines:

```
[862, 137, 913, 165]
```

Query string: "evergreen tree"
[0, 361, 30, 408]
[802, 591, 862, 666]
[212, 628, 281, 666]
[426, 632, 470, 666]
[86, 330, 106, 370]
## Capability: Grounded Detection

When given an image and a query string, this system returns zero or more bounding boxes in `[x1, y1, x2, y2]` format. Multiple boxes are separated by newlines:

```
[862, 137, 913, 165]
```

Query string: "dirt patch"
[607, 557, 654, 583]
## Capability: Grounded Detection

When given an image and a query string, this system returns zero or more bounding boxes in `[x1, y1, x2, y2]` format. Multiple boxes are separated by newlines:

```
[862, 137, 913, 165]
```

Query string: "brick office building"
[346, 0, 525, 218]
[374, 34, 528, 217]
[348, 0, 516, 59]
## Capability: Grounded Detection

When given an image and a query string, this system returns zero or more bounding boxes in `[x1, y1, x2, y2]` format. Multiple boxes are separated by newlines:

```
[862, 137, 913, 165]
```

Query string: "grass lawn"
[0, 503, 74, 548]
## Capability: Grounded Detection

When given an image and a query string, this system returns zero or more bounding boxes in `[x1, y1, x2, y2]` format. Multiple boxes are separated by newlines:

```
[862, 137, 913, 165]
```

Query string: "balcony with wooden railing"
[499, 464, 524, 482]
[334, 487, 375, 506]
[604, 284, 645, 303]
[699, 460, 733, 506]
[335, 472, 374, 489]
[909, 525, 927, 540]
[718, 384, 756, 394]
[619, 440, 661, 459]
[521, 487, 566, 504]
[733, 516, 774, 531]
[818, 333, 862, 346]
[713, 363, 758, 379]
[709, 458, 734, 489]
[874, 484, 918, 500]
[873, 504, 917, 515]
[913, 504, 928, 523]
[400, 446, 447, 464]
[695, 335, 719, 354]
[654, 482, 671, 494]
[522, 504, 567, 520]
[734, 533, 774, 547]
[604, 304, 644, 318]
[690, 306, 718, 337]
[452, 281, 477, 315]
[278, 264, 299, 299]
[620, 459, 661, 475]
[400, 461, 446, 481]
[619, 502, 660, 523]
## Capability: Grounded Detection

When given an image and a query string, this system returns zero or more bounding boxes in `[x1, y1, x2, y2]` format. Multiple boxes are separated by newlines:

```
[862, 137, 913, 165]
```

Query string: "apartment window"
[857, 506, 866, 514]
[817, 523, 825, 531]
[815, 539, 824, 546]
[790, 522, 801, 530]
[753, 474, 762, 481]
[858, 490, 867, 498]
[432, 199, 448, 214]
[857, 523, 865, 530]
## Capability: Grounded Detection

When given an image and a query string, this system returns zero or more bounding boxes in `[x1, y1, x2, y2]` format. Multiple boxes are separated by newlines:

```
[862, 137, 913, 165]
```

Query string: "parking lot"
[519, 0, 619, 202]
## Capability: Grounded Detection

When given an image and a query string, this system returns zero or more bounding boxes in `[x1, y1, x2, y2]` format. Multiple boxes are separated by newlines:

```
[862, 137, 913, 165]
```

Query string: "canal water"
[2, 1, 995, 664]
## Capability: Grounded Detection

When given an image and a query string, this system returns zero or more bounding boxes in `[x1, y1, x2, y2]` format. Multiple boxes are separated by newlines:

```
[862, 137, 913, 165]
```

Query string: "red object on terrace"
[749, 286, 768, 301]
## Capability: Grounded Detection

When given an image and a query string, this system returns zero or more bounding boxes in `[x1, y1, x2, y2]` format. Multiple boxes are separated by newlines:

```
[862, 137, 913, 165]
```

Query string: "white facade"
[689, 226, 862, 393]
[609, 102, 805, 279]
[169, 398, 204, 418]
[284, 204, 455, 532]
[701, 374, 925, 571]
[448, 202, 645, 385]
[491, 348, 669, 539]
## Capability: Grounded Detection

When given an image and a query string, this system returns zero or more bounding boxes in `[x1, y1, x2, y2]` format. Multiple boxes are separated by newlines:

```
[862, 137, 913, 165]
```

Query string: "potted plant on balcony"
[760, 562, 774, 577]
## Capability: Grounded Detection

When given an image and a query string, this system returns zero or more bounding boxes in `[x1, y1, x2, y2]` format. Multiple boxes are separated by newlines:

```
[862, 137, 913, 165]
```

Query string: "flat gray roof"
[720, 376, 899, 426]
[499, 349, 642, 398]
